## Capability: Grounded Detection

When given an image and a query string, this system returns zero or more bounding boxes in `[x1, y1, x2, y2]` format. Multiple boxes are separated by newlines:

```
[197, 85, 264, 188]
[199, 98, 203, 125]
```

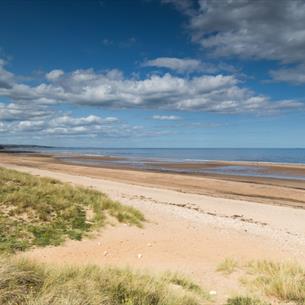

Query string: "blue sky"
[0, 0, 305, 147]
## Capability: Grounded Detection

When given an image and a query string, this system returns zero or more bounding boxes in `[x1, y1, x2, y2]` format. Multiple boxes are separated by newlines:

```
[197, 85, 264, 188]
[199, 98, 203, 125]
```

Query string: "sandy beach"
[1, 152, 305, 302]
[1, 152, 305, 207]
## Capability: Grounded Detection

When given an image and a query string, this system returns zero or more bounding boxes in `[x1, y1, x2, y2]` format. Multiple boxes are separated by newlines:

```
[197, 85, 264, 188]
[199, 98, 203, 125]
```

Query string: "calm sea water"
[39, 147, 305, 164]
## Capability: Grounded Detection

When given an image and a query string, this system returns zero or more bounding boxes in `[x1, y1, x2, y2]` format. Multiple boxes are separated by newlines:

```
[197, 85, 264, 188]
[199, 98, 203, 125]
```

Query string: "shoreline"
[3, 148, 305, 167]
[1, 152, 305, 208]
[6, 150, 305, 180]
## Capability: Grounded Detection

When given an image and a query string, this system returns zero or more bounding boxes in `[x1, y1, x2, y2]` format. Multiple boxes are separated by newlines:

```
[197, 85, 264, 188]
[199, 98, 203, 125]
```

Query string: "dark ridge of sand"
[54, 155, 305, 186]
[2, 152, 305, 185]
[59, 154, 125, 162]
[1, 152, 305, 209]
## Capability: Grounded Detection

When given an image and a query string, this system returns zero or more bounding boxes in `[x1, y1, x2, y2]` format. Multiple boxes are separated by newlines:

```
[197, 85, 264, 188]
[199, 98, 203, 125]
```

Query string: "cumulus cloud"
[0, 103, 51, 122]
[0, 59, 14, 89]
[144, 57, 203, 73]
[0, 107, 159, 139]
[0, 58, 303, 116]
[51, 115, 99, 126]
[15, 120, 46, 132]
[46, 69, 64, 81]
[270, 65, 305, 84]
[165, 0, 305, 65]
[152, 115, 181, 120]
[143, 57, 237, 74]
[163, 0, 305, 85]
[0, 113, 122, 136]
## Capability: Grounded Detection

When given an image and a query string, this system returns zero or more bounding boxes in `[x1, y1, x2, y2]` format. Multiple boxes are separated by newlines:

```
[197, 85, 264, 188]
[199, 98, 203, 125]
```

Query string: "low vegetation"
[217, 258, 239, 275]
[225, 296, 269, 305]
[217, 258, 305, 304]
[0, 256, 209, 305]
[0, 167, 144, 253]
[244, 260, 305, 305]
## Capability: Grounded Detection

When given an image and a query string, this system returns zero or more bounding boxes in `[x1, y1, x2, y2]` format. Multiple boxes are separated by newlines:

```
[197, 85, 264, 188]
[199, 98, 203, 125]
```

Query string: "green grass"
[0, 167, 144, 253]
[160, 272, 204, 294]
[225, 296, 270, 305]
[243, 260, 305, 305]
[217, 258, 239, 275]
[0, 256, 209, 305]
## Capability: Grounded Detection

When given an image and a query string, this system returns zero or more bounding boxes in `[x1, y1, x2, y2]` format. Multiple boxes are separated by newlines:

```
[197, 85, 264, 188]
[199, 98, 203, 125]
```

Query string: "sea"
[42, 147, 305, 164]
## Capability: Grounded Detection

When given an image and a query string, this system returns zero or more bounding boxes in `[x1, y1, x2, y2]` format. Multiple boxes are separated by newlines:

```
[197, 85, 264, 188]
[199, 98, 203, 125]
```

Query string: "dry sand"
[1, 154, 305, 302]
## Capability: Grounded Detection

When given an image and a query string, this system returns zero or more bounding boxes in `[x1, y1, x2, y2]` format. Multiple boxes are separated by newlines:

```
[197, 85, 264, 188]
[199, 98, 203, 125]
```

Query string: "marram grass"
[244, 260, 305, 305]
[0, 256, 209, 305]
[225, 296, 270, 305]
[217, 257, 239, 275]
[0, 167, 144, 253]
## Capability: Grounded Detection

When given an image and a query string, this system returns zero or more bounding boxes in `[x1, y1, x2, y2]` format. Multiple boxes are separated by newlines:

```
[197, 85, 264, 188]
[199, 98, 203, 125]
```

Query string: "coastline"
[1, 151, 305, 208]
[1, 156, 305, 303]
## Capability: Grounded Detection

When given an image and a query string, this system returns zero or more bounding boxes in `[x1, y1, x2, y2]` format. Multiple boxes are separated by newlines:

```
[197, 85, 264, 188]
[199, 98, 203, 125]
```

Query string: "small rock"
[97, 241, 101, 246]
[147, 243, 152, 247]
[137, 253, 143, 259]
[103, 251, 108, 256]
[209, 290, 217, 296]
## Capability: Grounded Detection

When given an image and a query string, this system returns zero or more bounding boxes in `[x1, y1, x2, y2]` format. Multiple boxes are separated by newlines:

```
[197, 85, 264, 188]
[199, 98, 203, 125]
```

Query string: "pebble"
[209, 290, 217, 296]
[103, 251, 108, 256]
[137, 253, 143, 259]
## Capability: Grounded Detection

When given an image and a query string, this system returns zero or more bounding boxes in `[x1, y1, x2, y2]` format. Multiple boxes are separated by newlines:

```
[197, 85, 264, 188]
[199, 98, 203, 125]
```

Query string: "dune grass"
[243, 260, 305, 305]
[217, 258, 239, 275]
[217, 258, 305, 304]
[225, 296, 270, 305]
[0, 167, 144, 253]
[0, 256, 209, 305]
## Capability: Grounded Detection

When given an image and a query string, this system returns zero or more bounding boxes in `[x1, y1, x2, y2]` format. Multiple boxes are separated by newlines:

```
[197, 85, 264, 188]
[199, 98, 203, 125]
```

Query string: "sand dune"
[1, 158, 305, 302]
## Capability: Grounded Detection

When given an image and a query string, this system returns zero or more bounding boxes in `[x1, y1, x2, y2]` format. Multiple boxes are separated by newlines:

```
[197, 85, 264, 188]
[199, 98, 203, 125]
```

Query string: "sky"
[0, 0, 305, 148]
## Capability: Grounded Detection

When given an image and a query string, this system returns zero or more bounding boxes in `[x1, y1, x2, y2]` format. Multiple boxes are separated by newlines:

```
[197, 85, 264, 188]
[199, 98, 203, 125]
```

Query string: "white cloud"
[144, 57, 203, 73]
[51, 115, 103, 126]
[0, 113, 122, 137]
[0, 103, 51, 122]
[0, 59, 14, 89]
[152, 115, 181, 120]
[46, 69, 64, 81]
[0, 59, 303, 115]
[16, 120, 45, 132]
[270, 65, 305, 84]
[165, 0, 305, 64]
[143, 57, 237, 74]
[51, 114, 118, 127]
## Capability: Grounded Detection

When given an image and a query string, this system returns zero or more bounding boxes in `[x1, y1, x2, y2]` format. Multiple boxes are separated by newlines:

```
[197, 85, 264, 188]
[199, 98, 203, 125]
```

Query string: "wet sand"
[1, 152, 305, 208]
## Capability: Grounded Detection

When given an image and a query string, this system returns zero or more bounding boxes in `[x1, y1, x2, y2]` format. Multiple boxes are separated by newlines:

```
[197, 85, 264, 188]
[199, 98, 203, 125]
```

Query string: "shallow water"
[38, 147, 305, 164]
[5, 146, 305, 181]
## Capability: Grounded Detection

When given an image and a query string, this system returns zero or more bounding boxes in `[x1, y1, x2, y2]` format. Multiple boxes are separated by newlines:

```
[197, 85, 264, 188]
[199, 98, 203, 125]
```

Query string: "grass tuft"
[244, 260, 305, 304]
[225, 296, 270, 305]
[217, 258, 238, 275]
[0, 167, 144, 253]
[161, 271, 205, 295]
[0, 256, 208, 305]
